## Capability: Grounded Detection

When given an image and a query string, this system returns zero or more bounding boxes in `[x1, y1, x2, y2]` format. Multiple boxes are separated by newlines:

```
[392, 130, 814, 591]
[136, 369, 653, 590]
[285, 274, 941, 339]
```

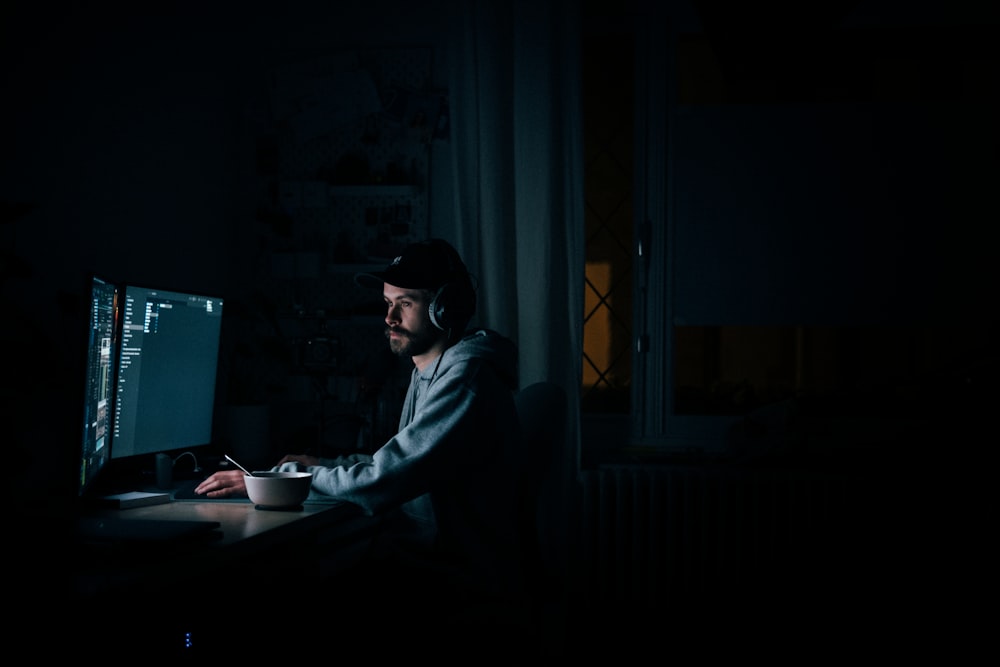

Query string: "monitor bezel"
[76, 273, 121, 498]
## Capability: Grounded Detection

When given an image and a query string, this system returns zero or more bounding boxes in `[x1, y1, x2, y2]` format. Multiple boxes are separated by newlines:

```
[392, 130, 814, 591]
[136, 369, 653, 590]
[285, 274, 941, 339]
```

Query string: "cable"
[173, 450, 201, 473]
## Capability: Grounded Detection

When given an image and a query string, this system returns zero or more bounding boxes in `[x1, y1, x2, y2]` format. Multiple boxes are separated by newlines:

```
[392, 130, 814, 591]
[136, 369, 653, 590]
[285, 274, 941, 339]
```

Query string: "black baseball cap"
[354, 239, 464, 290]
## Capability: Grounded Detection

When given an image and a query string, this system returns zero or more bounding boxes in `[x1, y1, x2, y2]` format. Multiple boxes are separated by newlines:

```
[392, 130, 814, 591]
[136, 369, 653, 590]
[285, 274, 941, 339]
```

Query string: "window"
[582, 30, 634, 417]
[583, 4, 1000, 464]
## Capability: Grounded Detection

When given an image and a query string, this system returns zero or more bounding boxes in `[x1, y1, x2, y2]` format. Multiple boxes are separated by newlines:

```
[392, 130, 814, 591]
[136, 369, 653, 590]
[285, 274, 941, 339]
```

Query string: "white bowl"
[244, 471, 312, 508]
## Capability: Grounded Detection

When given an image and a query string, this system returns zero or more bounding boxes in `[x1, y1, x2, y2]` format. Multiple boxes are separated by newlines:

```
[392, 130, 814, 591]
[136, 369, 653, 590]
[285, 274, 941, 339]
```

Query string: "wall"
[0, 2, 453, 508]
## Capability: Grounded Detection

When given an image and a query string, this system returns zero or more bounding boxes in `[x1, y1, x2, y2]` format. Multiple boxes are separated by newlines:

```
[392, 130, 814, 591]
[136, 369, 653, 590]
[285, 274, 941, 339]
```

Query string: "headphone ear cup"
[429, 280, 474, 332]
[429, 284, 449, 331]
[424, 240, 476, 332]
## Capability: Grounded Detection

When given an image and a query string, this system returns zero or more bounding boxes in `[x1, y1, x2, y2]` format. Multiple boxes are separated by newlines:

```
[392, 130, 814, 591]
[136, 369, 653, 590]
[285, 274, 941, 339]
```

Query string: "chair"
[366, 382, 569, 654]
[513, 381, 568, 622]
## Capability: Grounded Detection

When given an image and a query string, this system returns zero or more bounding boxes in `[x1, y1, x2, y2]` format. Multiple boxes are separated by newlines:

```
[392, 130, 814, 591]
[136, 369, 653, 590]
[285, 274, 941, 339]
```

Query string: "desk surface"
[74, 497, 376, 602]
[94, 497, 363, 547]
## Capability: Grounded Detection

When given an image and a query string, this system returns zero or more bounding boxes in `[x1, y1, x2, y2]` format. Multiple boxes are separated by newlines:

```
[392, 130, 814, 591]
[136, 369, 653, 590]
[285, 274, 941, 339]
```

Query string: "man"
[195, 238, 525, 630]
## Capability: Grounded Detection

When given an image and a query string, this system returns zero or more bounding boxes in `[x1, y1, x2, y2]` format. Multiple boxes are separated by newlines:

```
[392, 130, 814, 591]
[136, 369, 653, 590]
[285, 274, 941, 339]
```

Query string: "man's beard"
[386, 325, 440, 357]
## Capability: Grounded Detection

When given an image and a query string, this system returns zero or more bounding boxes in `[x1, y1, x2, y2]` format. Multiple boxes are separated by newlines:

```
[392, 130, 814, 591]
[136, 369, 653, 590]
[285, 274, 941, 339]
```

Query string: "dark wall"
[0, 2, 450, 511]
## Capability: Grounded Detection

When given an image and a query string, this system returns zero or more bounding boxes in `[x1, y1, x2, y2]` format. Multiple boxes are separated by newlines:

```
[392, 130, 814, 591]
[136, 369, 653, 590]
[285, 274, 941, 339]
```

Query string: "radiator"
[575, 465, 864, 607]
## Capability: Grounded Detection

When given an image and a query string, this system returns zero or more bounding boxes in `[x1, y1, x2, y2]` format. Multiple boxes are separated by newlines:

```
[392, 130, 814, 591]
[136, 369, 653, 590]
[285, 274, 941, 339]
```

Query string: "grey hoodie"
[281, 328, 523, 596]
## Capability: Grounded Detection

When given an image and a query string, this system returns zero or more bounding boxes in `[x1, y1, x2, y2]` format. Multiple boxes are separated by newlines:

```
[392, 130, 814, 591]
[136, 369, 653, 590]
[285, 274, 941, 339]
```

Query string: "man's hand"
[276, 454, 320, 467]
[194, 470, 249, 498]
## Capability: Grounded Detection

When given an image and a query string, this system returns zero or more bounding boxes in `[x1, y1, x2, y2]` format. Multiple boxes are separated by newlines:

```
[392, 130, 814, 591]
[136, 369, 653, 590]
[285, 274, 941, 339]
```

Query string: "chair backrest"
[513, 381, 567, 589]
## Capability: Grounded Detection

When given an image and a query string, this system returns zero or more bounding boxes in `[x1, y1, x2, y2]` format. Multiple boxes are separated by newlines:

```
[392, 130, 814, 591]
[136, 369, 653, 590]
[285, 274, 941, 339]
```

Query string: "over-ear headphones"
[429, 278, 476, 332]
[427, 240, 477, 332]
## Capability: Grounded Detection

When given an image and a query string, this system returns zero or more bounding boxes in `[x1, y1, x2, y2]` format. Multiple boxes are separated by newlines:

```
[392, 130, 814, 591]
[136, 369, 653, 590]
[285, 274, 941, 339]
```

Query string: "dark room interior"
[2, 0, 997, 660]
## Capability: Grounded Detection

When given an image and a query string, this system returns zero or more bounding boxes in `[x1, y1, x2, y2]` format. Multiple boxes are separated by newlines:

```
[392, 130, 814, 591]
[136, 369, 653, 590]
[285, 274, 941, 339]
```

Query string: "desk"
[93, 497, 368, 548]
[73, 498, 379, 608]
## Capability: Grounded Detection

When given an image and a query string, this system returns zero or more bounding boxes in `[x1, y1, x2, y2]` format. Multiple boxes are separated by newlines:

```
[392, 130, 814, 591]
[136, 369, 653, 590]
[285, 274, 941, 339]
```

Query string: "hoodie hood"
[430, 328, 519, 391]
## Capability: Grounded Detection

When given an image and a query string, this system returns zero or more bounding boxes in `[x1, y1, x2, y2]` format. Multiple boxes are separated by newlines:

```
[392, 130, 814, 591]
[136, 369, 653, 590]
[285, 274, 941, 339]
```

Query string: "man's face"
[383, 283, 444, 358]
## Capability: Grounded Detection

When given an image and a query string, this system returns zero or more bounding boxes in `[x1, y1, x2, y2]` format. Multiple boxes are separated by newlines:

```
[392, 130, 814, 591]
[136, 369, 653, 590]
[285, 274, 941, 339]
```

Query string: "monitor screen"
[78, 275, 120, 496]
[111, 283, 224, 461]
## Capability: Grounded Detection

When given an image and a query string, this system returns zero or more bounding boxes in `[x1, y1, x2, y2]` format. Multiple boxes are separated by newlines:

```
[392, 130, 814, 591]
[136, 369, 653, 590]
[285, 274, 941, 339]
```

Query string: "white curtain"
[445, 0, 584, 582]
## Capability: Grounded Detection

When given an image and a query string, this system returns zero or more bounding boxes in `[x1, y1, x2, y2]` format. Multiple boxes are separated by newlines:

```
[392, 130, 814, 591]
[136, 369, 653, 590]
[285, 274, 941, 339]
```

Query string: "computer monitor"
[77, 274, 121, 496]
[111, 283, 224, 464]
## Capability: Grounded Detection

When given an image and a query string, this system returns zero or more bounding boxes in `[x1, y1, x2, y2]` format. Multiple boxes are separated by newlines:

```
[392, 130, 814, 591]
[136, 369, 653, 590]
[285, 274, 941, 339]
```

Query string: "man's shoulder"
[450, 330, 516, 372]
[454, 328, 516, 356]
[439, 332, 518, 390]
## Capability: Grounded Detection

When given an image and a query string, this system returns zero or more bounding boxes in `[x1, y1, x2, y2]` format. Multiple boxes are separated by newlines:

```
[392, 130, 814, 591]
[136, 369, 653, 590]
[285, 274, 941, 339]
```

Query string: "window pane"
[582, 29, 633, 415]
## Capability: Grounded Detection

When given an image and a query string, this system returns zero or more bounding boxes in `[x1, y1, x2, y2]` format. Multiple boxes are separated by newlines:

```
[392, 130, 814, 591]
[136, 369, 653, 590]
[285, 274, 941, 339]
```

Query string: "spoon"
[225, 454, 256, 477]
